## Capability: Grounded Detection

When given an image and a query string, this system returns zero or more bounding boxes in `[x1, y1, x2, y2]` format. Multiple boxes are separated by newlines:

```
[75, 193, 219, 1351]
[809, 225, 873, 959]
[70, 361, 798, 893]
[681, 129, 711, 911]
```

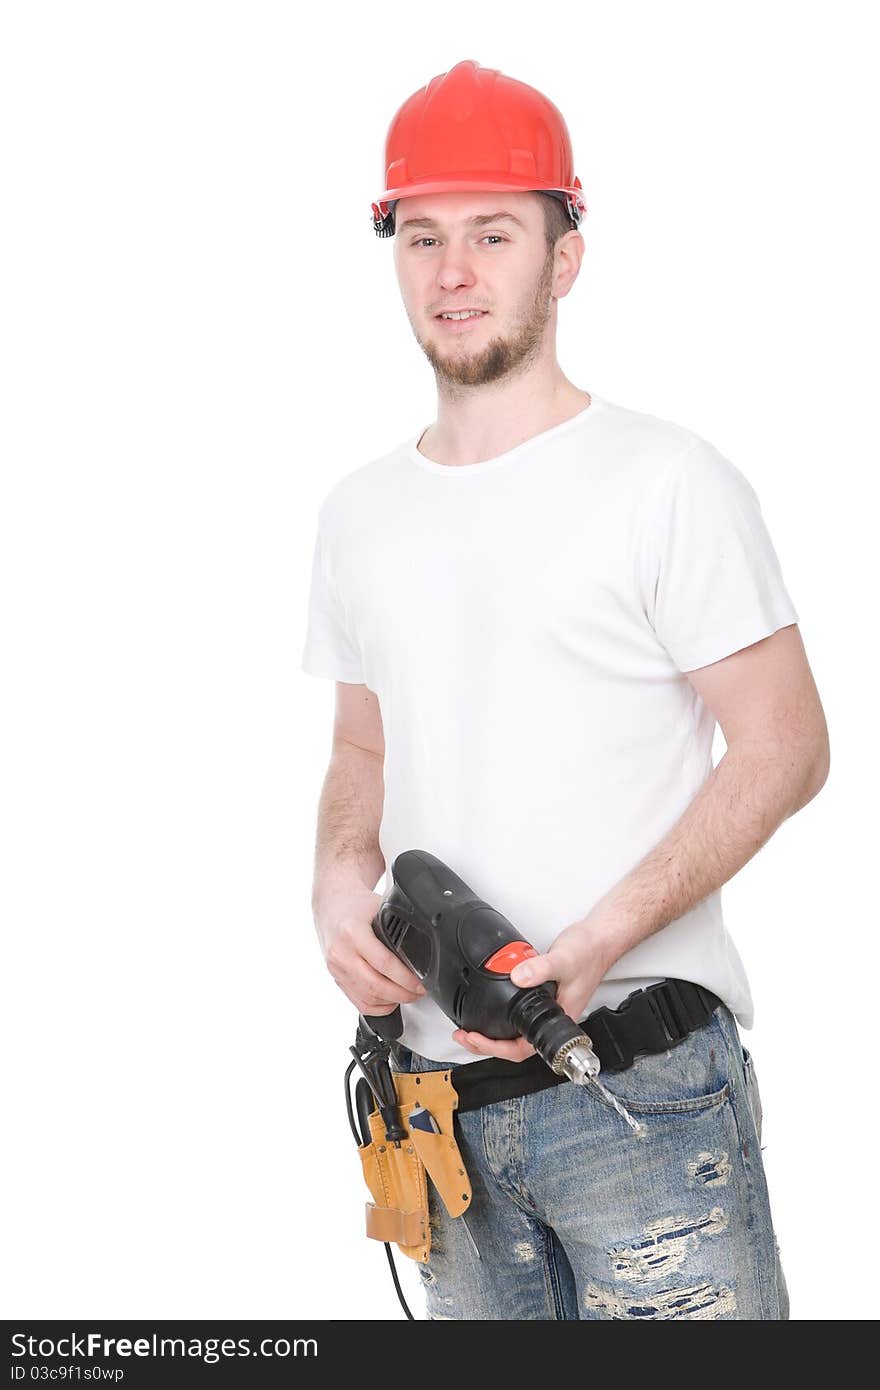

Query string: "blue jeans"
[390, 1002, 790, 1320]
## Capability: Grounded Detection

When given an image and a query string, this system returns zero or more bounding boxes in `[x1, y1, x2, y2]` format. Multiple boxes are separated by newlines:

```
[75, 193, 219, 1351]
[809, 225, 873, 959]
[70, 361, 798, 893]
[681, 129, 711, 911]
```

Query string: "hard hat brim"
[375, 176, 580, 204]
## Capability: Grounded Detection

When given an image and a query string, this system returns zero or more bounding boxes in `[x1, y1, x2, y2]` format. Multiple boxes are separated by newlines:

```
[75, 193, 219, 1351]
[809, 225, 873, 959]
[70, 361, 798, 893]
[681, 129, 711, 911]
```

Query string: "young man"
[301, 60, 829, 1319]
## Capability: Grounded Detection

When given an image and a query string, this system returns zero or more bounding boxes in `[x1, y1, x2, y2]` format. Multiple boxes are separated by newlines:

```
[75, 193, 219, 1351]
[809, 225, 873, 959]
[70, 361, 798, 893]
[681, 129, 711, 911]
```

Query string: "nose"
[435, 242, 479, 294]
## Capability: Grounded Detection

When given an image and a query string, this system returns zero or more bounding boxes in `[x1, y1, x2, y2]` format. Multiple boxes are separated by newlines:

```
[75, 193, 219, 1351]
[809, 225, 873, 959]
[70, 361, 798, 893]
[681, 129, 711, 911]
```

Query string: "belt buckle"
[587, 1010, 631, 1071]
[644, 980, 687, 1047]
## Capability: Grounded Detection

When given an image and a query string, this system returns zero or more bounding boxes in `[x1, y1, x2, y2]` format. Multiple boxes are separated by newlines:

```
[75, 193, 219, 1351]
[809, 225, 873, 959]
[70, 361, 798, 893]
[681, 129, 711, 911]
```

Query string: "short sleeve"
[300, 519, 365, 683]
[648, 440, 800, 671]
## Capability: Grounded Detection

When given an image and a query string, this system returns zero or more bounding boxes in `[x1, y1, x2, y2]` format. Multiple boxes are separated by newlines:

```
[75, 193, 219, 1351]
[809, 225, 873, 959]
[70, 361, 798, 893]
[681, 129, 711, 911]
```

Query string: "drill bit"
[553, 1034, 645, 1136]
[460, 1213, 481, 1260]
[586, 1076, 645, 1136]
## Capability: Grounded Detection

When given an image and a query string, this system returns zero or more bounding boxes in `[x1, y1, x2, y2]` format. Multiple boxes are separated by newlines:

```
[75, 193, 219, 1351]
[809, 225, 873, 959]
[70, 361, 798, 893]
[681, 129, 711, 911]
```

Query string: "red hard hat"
[371, 59, 587, 238]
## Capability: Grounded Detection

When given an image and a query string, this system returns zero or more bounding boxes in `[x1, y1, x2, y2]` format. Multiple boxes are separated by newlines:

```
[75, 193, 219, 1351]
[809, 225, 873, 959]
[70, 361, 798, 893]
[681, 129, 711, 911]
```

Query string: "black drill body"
[364, 849, 588, 1071]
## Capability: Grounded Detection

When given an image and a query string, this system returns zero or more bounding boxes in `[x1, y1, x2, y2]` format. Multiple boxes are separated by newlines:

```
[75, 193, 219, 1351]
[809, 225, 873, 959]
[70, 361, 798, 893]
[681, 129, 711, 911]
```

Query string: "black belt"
[431, 979, 721, 1115]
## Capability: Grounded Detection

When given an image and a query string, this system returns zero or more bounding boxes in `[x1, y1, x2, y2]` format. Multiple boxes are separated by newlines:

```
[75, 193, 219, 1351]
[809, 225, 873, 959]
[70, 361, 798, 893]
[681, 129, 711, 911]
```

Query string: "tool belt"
[395, 978, 722, 1115]
[358, 979, 719, 1262]
[357, 1067, 471, 1264]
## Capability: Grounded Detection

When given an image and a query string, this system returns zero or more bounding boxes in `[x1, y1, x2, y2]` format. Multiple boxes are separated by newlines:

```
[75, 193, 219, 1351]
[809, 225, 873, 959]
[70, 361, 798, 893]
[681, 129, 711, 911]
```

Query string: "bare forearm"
[585, 738, 827, 970]
[311, 743, 385, 915]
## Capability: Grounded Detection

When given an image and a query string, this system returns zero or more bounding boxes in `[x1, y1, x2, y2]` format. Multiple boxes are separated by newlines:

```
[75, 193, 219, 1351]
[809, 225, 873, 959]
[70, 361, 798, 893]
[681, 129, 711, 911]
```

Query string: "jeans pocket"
[592, 1011, 731, 1115]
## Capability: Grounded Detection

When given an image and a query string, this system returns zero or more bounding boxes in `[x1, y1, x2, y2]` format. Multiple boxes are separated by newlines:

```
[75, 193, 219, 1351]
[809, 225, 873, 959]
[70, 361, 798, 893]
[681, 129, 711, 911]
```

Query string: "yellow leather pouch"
[357, 1068, 472, 1263]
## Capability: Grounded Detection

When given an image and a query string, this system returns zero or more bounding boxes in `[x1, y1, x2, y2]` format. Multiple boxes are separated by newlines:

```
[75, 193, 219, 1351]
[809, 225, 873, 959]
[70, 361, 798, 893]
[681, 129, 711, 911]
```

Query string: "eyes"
[410, 235, 507, 249]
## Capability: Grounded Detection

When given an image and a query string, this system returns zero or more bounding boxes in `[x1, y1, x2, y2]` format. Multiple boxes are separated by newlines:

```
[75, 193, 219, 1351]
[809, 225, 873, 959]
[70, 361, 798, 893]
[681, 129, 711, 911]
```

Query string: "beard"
[412, 248, 556, 389]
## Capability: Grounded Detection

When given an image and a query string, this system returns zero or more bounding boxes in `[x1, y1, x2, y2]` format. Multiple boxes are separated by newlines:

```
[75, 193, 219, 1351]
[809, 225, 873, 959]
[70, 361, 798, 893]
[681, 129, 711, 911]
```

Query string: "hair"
[538, 191, 577, 252]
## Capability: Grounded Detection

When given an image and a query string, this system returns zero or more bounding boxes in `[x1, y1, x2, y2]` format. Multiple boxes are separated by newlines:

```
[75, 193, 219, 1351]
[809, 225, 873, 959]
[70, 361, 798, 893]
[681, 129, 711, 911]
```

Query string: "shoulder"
[315, 438, 411, 536]
[598, 396, 756, 502]
[592, 394, 706, 487]
[596, 394, 700, 454]
[660, 434, 759, 513]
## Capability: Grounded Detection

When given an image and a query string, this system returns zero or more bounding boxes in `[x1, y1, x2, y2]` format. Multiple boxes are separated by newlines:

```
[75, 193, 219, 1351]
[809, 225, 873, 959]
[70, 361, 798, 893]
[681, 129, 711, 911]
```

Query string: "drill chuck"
[508, 986, 601, 1080]
[551, 1035, 601, 1084]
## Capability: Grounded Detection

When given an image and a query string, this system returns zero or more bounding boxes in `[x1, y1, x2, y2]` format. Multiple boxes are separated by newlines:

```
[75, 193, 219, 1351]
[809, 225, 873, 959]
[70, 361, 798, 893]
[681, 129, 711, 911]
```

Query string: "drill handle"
[363, 909, 406, 1040]
[362, 1005, 403, 1041]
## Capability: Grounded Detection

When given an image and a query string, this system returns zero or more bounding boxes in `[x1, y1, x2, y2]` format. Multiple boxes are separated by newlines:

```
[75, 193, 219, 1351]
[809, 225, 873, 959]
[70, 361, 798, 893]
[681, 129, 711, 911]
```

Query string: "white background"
[2, 0, 876, 1322]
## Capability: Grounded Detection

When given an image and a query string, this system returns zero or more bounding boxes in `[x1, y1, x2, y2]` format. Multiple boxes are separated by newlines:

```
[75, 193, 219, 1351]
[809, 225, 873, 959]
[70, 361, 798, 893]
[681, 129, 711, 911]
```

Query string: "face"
[392, 191, 572, 388]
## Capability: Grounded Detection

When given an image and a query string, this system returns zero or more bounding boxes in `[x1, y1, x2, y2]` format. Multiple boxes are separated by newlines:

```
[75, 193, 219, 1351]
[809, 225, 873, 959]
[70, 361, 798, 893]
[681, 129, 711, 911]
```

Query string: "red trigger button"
[483, 942, 538, 974]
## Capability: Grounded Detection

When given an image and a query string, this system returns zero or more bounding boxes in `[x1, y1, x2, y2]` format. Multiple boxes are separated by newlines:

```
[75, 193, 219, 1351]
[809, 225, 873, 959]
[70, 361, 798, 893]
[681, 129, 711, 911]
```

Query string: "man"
[301, 60, 829, 1319]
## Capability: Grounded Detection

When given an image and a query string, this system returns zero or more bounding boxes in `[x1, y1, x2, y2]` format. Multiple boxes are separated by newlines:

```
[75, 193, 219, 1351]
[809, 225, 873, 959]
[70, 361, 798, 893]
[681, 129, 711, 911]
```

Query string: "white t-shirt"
[301, 393, 799, 1062]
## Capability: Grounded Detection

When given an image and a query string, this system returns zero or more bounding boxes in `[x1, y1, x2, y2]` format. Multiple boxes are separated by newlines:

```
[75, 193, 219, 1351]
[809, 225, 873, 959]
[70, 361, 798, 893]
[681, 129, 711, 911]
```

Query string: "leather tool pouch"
[357, 1068, 472, 1263]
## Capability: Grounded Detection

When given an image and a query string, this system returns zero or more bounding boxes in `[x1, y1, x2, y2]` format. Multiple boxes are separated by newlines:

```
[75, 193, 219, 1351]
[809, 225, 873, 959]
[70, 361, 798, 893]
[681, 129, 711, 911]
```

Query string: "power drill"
[363, 848, 602, 1084]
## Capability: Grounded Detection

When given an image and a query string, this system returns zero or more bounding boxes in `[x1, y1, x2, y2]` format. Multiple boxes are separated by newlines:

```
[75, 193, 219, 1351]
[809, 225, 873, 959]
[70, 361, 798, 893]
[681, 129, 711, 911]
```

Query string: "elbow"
[803, 734, 831, 803]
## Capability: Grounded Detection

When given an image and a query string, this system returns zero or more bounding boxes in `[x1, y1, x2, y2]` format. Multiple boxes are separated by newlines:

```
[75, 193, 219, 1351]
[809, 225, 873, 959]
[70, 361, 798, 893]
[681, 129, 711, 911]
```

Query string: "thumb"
[509, 952, 555, 989]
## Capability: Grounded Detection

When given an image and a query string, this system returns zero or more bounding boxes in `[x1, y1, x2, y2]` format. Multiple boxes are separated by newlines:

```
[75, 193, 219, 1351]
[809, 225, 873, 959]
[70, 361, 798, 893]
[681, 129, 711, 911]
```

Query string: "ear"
[554, 230, 585, 299]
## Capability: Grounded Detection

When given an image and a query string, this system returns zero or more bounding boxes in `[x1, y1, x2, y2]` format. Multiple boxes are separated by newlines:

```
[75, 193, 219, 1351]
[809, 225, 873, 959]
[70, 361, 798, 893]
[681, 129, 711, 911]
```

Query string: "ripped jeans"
[390, 1002, 790, 1320]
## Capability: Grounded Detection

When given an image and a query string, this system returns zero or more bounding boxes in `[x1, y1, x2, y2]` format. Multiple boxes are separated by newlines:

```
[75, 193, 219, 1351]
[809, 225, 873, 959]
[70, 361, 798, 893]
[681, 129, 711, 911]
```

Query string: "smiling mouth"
[434, 310, 490, 327]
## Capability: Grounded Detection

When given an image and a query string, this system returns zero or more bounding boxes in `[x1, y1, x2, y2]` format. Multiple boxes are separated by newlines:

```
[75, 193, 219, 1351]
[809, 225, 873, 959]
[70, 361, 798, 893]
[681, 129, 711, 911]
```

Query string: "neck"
[418, 361, 591, 468]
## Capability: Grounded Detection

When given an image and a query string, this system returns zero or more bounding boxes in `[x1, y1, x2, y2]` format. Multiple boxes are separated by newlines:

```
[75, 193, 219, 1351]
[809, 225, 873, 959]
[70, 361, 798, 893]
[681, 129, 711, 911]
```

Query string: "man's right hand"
[315, 886, 427, 1017]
